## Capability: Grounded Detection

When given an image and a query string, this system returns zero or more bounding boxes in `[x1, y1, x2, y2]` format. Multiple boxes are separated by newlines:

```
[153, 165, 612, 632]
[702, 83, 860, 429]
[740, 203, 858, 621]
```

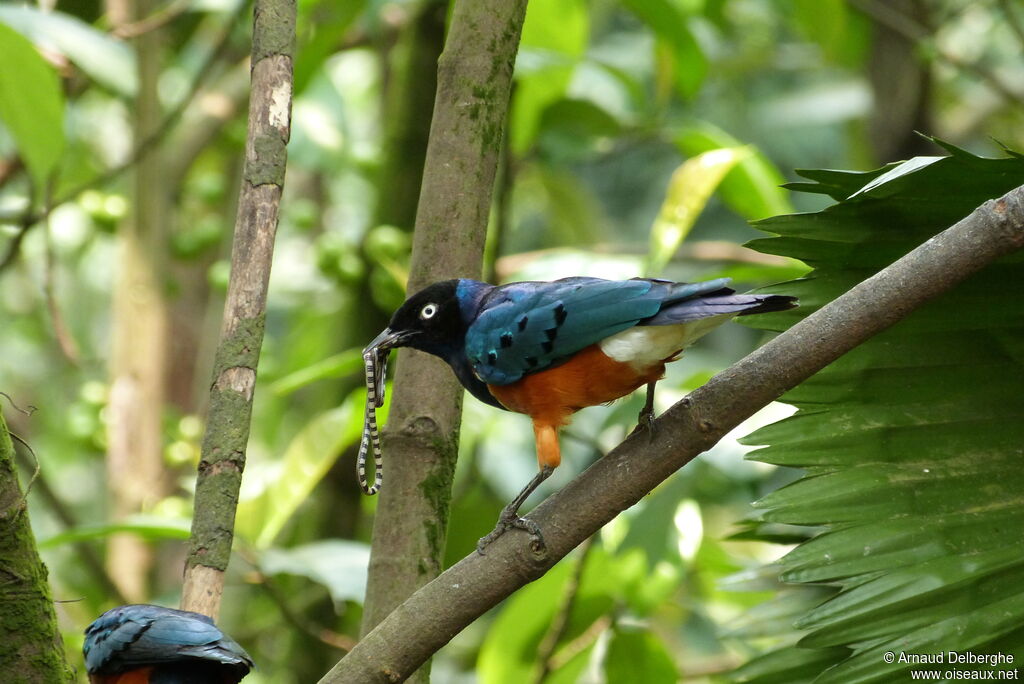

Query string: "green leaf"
[538, 99, 621, 159]
[675, 122, 794, 219]
[39, 515, 191, 549]
[534, 165, 611, 244]
[269, 349, 364, 395]
[236, 392, 376, 547]
[511, 0, 588, 153]
[478, 545, 625, 684]
[260, 539, 371, 605]
[732, 645, 850, 684]
[791, 0, 868, 68]
[847, 156, 944, 199]
[478, 560, 574, 684]
[604, 627, 678, 683]
[519, 0, 588, 55]
[0, 6, 136, 97]
[0, 21, 65, 191]
[646, 147, 750, 276]
[621, 0, 706, 98]
[733, 146, 1024, 681]
[294, 0, 366, 96]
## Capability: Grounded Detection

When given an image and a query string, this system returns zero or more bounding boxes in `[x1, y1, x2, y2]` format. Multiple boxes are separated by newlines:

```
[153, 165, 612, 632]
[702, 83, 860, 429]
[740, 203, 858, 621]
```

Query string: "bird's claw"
[476, 509, 546, 555]
[631, 405, 656, 443]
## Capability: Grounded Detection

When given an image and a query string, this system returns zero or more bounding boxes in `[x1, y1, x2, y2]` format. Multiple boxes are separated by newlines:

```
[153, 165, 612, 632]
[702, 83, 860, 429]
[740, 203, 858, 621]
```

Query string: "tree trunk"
[0, 411, 73, 682]
[357, 0, 528, 680]
[866, 0, 933, 162]
[105, 0, 170, 602]
[180, 0, 295, 619]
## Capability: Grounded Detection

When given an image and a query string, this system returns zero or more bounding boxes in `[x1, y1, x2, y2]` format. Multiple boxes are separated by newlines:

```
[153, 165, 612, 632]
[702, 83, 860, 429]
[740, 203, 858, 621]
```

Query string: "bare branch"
[41, 187, 81, 366]
[320, 185, 1024, 683]
[180, 0, 295, 619]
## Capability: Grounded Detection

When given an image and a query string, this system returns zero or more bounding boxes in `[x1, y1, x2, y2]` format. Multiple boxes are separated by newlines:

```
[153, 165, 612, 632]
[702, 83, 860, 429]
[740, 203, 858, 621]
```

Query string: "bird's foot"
[630, 404, 656, 443]
[476, 508, 546, 555]
[629, 381, 657, 443]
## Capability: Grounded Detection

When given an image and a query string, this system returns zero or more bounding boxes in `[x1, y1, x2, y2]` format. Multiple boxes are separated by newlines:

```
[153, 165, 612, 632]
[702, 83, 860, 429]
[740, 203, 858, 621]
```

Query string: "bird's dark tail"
[643, 291, 797, 325]
[734, 293, 799, 316]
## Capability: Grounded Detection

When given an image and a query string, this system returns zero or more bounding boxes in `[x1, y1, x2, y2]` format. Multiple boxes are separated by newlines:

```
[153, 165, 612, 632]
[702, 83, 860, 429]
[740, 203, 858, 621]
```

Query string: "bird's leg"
[632, 381, 657, 441]
[477, 465, 555, 554]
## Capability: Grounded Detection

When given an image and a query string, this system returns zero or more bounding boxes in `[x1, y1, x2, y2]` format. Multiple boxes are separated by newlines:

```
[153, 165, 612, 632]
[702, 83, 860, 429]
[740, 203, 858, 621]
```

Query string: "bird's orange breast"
[91, 668, 154, 684]
[487, 344, 665, 427]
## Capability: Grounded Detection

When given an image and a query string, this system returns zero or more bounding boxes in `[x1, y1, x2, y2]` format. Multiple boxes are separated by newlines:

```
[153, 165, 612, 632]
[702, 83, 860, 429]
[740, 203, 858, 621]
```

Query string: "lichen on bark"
[181, 0, 294, 619]
[0, 411, 73, 682]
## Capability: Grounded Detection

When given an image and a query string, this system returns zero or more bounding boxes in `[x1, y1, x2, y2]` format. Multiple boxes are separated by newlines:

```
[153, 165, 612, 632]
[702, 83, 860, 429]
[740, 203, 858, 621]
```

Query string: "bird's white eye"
[420, 303, 438, 320]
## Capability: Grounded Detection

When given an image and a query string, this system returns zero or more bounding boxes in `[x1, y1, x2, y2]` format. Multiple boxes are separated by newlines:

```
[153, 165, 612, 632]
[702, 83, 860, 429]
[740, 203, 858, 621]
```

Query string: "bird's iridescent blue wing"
[465, 277, 668, 385]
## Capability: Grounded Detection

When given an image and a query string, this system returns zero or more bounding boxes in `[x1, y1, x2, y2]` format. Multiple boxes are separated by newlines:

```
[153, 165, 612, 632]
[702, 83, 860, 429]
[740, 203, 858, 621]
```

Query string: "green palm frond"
[733, 142, 1024, 683]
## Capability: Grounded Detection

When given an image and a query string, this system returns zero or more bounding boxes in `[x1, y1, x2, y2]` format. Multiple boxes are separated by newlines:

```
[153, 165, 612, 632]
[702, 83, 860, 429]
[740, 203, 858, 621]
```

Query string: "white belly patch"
[598, 317, 733, 369]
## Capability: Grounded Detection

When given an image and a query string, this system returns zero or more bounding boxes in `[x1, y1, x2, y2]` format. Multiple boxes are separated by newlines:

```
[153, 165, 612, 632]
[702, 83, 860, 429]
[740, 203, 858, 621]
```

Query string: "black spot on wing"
[525, 356, 538, 368]
[500, 332, 513, 348]
[517, 315, 529, 331]
[487, 351, 497, 365]
[544, 328, 558, 341]
[553, 303, 567, 325]
[541, 340, 554, 353]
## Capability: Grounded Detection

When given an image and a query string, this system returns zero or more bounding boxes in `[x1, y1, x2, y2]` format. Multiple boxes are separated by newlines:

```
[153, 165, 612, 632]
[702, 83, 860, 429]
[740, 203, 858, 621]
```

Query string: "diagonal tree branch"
[320, 186, 1024, 683]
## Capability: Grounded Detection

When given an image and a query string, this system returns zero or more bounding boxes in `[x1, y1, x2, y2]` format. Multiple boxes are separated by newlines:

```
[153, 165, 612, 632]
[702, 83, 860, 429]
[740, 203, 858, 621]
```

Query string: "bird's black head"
[365, 279, 467, 360]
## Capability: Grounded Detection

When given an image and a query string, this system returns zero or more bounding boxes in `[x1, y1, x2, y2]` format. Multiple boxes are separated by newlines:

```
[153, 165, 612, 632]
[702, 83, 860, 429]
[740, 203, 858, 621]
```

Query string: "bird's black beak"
[363, 328, 418, 407]
[363, 327, 416, 355]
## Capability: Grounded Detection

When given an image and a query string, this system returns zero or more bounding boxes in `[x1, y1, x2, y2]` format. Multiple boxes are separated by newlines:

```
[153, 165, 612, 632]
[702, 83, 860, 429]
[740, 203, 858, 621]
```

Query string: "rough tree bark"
[105, 0, 171, 603]
[358, 0, 528, 680]
[0, 411, 72, 682]
[321, 185, 1024, 683]
[180, 0, 295, 618]
[316, 0, 448, 635]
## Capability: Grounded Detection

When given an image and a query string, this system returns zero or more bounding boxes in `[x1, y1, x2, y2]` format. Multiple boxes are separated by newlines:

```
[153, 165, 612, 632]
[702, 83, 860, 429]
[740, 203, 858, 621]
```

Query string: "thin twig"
[997, 0, 1024, 51]
[11, 444, 129, 605]
[0, 393, 37, 416]
[533, 535, 597, 684]
[236, 551, 356, 651]
[0, 186, 38, 273]
[562, 428, 616, 459]
[41, 182, 81, 366]
[0, 156, 23, 190]
[9, 432, 40, 497]
[548, 615, 612, 671]
[111, 0, 192, 38]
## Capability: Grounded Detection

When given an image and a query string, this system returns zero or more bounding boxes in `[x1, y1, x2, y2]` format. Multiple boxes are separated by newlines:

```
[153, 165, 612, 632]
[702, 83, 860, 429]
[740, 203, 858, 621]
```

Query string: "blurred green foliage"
[0, 0, 1022, 682]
